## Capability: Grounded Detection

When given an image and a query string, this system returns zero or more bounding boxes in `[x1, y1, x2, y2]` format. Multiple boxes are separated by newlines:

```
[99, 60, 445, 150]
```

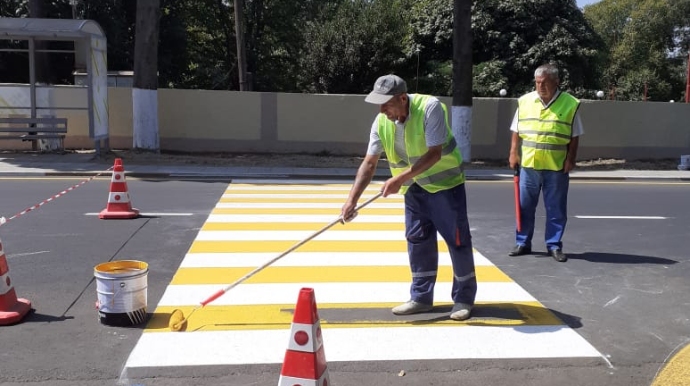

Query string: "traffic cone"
[0, 237, 32, 325]
[278, 288, 330, 386]
[99, 158, 139, 219]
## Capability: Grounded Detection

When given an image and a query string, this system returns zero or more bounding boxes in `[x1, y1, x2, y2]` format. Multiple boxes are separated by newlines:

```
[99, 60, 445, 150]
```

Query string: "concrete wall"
[2, 86, 690, 160]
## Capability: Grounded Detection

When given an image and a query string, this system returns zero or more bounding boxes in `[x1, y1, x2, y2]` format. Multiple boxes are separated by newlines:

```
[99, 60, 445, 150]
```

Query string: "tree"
[296, 0, 413, 94]
[585, 0, 690, 101]
[132, 0, 161, 151]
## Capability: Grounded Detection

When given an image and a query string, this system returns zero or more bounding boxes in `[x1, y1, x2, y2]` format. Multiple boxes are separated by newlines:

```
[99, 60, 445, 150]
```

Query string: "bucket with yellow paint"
[94, 260, 148, 326]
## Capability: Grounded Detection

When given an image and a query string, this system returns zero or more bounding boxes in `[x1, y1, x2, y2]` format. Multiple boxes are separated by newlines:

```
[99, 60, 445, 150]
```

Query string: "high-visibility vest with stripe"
[377, 94, 465, 194]
[517, 91, 580, 171]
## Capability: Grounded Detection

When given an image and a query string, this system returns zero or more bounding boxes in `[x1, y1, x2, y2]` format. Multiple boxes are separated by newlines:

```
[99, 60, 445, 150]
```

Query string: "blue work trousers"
[516, 167, 570, 251]
[404, 183, 477, 306]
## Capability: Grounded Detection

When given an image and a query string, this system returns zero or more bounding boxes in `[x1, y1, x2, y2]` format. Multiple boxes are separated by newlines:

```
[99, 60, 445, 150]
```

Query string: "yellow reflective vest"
[377, 94, 465, 194]
[517, 91, 580, 171]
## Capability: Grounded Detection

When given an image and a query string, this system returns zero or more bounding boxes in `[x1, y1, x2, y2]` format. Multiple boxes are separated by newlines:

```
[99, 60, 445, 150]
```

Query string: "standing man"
[508, 64, 583, 263]
[341, 74, 476, 321]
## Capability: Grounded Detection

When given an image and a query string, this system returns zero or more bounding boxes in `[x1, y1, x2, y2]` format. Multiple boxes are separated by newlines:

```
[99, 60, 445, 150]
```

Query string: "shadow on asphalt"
[22, 309, 75, 323]
[564, 252, 678, 265]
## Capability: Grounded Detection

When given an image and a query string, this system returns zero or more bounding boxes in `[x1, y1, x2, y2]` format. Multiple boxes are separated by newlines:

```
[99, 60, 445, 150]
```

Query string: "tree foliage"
[584, 0, 690, 101]
[0, 0, 687, 102]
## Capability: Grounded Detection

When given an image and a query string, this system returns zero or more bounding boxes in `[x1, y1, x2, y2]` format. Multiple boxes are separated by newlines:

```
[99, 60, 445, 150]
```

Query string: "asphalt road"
[0, 176, 688, 386]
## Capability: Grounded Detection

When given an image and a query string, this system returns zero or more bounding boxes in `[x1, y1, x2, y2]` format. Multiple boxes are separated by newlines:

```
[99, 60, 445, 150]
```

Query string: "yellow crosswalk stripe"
[202, 222, 406, 231]
[145, 301, 562, 332]
[170, 265, 510, 285]
[212, 207, 400, 215]
[190, 240, 447, 253]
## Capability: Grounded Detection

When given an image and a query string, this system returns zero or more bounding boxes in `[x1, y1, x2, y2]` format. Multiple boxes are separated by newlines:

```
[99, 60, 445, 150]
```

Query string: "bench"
[0, 117, 68, 151]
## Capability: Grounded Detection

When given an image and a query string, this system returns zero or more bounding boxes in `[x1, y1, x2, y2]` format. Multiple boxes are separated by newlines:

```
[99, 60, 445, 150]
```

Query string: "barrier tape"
[0, 166, 115, 227]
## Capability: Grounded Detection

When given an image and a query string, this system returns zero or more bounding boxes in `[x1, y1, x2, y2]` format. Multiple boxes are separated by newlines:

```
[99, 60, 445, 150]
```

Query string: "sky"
[577, 0, 602, 8]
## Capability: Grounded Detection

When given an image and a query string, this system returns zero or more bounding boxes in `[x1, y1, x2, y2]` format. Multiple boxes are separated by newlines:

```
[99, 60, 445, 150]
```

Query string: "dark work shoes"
[549, 249, 568, 262]
[508, 245, 532, 256]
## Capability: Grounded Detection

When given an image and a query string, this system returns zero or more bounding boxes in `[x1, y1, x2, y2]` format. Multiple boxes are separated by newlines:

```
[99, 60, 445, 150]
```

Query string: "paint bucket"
[678, 155, 690, 171]
[94, 260, 148, 326]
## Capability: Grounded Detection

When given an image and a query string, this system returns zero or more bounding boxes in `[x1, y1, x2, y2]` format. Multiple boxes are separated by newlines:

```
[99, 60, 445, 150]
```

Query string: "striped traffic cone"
[0, 237, 32, 325]
[99, 158, 139, 219]
[278, 288, 330, 386]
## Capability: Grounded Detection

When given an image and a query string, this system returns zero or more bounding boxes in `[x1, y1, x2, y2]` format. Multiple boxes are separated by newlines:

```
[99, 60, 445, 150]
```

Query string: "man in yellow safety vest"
[341, 74, 476, 320]
[508, 64, 584, 263]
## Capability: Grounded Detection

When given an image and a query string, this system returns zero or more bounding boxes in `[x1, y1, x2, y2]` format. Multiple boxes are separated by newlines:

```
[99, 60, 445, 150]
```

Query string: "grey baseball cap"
[365, 74, 407, 104]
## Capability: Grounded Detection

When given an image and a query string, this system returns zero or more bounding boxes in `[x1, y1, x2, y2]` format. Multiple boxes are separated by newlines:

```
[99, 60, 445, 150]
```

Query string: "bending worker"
[341, 74, 476, 321]
[508, 63, 584, 263]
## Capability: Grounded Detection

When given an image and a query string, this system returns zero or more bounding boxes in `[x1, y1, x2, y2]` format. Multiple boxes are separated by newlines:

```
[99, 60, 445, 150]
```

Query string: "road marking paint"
[202, 222, 406, 230]
[156, 282, 538, 306]
[651, 340, 690, 386]
[126, 325, 601, 368]
[221, 193, 385, 199]
[575, 215, 667, 219]
[216, 202, 403, 209]
[197, 229, 406, 241]
[212, 207, 400, 215]
[218, 197, 403, 203]
[169, 265, 511, 285]
[125, 180, 604, 372]
[189, 240, 443, 253]
[207, 214, 405, 223]
[144, 301, 563, 332]
[179, 251, 494, 267]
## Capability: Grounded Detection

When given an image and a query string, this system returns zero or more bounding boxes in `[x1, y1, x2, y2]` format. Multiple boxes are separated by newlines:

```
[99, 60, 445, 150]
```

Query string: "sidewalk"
[1, 152, 688, 181]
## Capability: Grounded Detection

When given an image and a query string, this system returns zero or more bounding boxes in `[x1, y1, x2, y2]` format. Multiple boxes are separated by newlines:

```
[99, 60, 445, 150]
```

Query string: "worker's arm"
[382, 145, 442, 197]
[564, 136, 579, 173]
[509, 131, 521, 169]
[342, 153, 380, 221]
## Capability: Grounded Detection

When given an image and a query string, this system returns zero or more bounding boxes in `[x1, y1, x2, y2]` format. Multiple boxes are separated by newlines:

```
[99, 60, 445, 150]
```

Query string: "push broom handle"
[199, 191, 385, 306]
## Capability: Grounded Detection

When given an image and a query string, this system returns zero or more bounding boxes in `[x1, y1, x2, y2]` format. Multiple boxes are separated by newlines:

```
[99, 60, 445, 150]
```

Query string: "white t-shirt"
[509, 90, 584, 137]
[366, 94, 448, 156]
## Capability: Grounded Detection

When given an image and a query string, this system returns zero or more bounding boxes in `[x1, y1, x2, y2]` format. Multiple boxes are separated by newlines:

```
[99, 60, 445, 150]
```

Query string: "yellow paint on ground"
[202, 222, 406, 231]
[190, 240, 446, 253]
[219, 197, 403, 203]
[651, 342, 690, 386]
[146, 301, 562, 332]
[170, 265, 510, 285]
[212, 207, 401, 215]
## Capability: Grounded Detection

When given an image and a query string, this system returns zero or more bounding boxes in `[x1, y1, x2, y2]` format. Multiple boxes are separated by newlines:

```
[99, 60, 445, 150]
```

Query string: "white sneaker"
[391, 300, 433, 315]
[450, 303, 472, 321]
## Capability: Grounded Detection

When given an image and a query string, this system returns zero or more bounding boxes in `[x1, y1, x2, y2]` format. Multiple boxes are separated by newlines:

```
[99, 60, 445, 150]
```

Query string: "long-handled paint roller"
[513, 166, 522, 232]
[168, 191, 384, 331]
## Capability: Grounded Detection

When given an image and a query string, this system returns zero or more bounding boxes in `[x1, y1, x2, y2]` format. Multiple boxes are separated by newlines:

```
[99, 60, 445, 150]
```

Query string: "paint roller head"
[169, 309, 187, 332]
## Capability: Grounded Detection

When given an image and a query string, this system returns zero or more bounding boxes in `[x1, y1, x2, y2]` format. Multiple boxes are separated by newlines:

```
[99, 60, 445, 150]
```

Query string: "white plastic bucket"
[94, 260, 148, 326]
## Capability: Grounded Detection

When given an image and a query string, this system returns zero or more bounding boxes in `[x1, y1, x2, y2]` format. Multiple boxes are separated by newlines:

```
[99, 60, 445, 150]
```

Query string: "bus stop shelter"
[0, 17, 109, 153]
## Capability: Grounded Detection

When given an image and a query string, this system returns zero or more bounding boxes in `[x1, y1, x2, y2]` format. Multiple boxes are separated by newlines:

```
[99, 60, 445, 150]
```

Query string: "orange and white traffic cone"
[99, 158, 139, 219]
[278, 288, 330, 386]
[0, 237, 32, 325]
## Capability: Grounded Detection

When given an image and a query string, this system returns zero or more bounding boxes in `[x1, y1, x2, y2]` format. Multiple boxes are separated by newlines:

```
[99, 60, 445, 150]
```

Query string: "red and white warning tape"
[0, 167, 114, 227]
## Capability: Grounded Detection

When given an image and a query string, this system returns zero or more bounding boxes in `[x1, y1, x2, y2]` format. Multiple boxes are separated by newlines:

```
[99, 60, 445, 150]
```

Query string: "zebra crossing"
[124, 181, 603, 371]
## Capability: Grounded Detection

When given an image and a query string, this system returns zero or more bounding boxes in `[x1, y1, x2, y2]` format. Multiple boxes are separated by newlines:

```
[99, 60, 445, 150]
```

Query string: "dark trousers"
[404, 183, 477, 305]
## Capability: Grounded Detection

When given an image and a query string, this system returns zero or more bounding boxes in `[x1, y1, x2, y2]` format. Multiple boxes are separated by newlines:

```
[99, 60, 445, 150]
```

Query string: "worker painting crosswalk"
[124, 181, 603, 371]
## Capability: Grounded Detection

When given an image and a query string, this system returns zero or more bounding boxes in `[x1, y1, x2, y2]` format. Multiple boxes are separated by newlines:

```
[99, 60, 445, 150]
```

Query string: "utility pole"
[452, 0, 473, 162]
[234, 0, 249, 91]
[686, 48, 689, 103]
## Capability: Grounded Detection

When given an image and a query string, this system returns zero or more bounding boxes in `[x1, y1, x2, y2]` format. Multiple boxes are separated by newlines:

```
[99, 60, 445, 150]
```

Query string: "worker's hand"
[509, 153, 520, 170]
[341, 202, 358, 223]
[382, 176, 403, 197]
[563, 159, 576, 173]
